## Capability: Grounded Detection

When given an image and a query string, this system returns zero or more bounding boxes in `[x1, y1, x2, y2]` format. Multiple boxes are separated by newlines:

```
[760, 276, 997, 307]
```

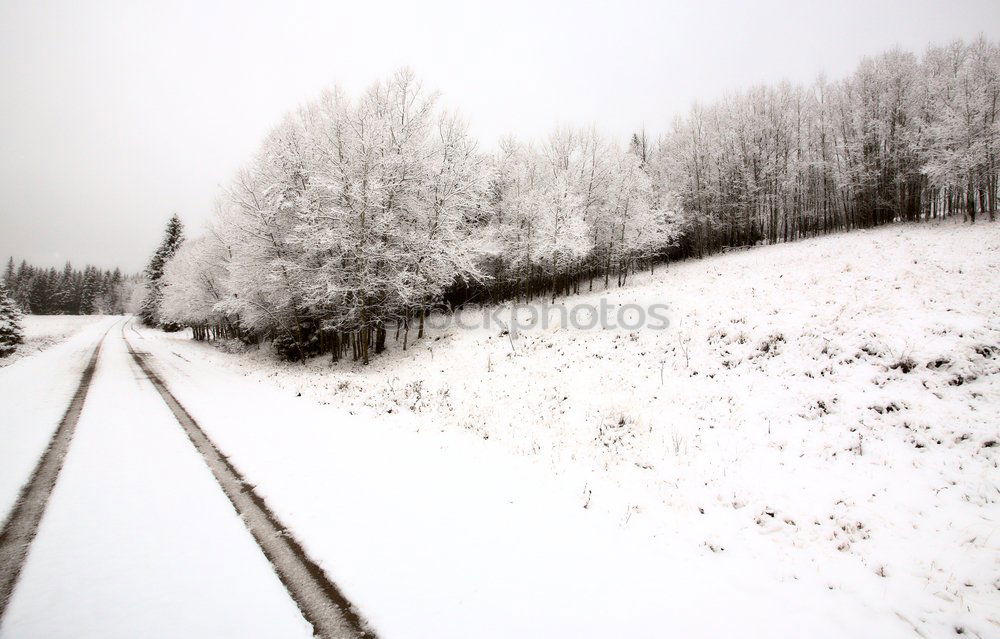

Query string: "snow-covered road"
[0, 321, 317, 638]
[0, 317, 118, 521]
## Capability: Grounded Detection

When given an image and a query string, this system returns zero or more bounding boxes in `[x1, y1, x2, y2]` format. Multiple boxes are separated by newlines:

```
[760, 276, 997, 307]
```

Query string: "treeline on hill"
[2, 257, 134, 315]
[663, 38, 999, 256]
[152, 38, 998, 364]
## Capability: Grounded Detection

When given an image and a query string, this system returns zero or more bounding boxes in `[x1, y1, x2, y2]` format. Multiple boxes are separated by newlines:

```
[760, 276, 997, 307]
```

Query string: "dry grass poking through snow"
[190, 221, 999, 637]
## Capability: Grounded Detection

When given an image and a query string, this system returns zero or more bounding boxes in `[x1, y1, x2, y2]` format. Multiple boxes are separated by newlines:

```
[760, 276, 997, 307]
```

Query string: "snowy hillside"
[156, 221, 1000, 637]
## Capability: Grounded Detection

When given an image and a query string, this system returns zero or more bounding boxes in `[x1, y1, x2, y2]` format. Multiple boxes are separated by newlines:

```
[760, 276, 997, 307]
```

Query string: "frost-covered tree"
[160, 215, 241, 340]
[482, 137, 545, 295]
[606, 146, 676, 285]
[212, 141, 313, 359]
[921, 38, 1000, 223]
[220, 69, 490, 362]
[531, 166, 589, 301]
[124, 277, 147, 315]
[140, 214, 184, 327]
[0, 284, 24, 357]
[482, 127, 677, 299]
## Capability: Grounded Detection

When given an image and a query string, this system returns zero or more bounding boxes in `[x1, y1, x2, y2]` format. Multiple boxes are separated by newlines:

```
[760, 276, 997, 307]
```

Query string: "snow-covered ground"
[0, 317, 119, 519]
[1, 315, 110, 367]
[2, 223, 995, 637]
[19, 315, 108, 342]
[135, 324, 898, 638]
[146, 221, 1000, 638]
[1, 325, 313, 639]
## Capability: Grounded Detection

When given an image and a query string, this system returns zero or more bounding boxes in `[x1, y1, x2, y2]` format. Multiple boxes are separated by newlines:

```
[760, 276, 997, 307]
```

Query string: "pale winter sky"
[1, 0, 997, 273]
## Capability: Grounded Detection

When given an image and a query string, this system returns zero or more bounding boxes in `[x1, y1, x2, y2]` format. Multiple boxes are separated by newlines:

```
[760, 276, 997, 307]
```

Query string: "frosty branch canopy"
[159, 69, 680, 363]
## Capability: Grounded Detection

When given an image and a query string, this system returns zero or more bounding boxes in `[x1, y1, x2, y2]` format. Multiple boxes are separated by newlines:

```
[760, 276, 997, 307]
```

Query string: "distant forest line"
[2, 258, 137, 316]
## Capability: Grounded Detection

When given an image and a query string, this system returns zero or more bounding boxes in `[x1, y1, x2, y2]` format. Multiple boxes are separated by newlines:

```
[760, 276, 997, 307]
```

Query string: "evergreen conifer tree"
[3, 257, 14, 287]
[0, 284, 24, 357]
[140, 214, 184, 327]
[79, 267, 99, 315]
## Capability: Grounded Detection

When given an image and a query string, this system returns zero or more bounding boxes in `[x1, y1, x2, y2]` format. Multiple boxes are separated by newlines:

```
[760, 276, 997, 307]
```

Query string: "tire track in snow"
[0, 319, 118, 617]
[123, 321, 373, 639]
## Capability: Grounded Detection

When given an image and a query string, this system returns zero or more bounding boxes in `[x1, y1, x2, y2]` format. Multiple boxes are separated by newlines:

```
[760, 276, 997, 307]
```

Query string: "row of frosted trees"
[160, 70, 678, 363]
[160, 39, 998, 363]
[661, 38, 999, 257]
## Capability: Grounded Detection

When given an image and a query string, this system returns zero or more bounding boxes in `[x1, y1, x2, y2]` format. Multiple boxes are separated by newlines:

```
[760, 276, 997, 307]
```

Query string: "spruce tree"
[0, 284, 24, 357]
[29, 270, 53, 314]
[56, 261, 74, 314]
[140, 214, 184, 327]
[3, 257, 14, 287]
[13, 261, 31, 312]
[79, 267, 99, 315]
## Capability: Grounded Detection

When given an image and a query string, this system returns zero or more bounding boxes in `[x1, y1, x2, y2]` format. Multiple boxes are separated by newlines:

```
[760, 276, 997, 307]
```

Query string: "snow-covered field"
[1, 315, 110, 367]
[154, 221, 1000, 638]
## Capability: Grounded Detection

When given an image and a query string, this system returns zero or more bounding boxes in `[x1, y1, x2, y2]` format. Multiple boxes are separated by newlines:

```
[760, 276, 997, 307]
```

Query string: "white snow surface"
[0, 325, 312, 639]
[142, 222, 1000, 637]
[19, 315, 109, 342]
[0, 317, 119, 520]
[0, 315, 110, 367]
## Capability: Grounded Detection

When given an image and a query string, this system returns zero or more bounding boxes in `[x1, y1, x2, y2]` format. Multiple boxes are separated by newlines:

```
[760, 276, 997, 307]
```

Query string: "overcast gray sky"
[1, 0, 997, 273]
